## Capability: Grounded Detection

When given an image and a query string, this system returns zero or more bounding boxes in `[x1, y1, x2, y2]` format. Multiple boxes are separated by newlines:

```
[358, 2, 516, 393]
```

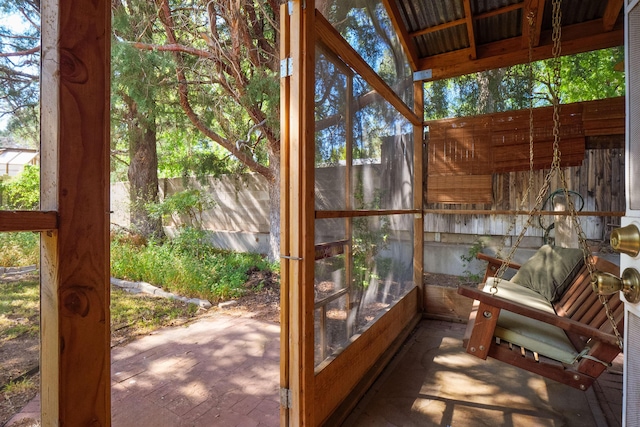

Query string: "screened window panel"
[316, 0, 413, 104]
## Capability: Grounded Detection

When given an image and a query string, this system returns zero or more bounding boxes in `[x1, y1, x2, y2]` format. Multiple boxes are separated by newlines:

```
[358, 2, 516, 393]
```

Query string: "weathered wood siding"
[424, 147, 625, 243]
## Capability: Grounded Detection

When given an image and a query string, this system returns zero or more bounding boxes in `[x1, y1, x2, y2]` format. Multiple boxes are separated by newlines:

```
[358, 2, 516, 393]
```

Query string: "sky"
[0, 10, 38, 132]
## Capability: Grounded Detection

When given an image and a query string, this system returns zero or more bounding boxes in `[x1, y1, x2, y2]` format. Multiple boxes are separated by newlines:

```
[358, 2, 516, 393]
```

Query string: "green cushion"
[483, 279, 579, 364]
[511, 245, 584, 302]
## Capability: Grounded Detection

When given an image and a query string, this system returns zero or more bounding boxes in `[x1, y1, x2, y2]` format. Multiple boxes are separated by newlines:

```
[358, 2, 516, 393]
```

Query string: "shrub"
[147, 189, 215, 229]
[0, 165, 39, 209]
[110, 228, 274, 301]
[0, 232, 39, 267]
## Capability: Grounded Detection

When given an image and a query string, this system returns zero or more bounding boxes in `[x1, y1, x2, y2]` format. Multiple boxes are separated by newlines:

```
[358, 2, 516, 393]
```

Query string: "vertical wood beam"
[381, 0, 420, 71]
[413, 82, 424, 310]
[522, 0, 546, 49]
[463, 0, 477, 60]
[345, 75, 354, 337]
[40, 0, 111, 425]
[279, 3, 291, 426]
[521, 0, 544, 49]
[603, 0, 623, 32]
[284, 1, 316, 425]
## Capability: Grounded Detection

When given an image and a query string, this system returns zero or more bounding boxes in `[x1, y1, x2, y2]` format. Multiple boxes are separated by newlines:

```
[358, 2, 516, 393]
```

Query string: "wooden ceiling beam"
[409, 17, 465, 38]
[381, 0, 420, 70]
[409, 3, 525, 39]
[603, 0, 624, 32]
[463, 0, 477, 60]
[474, 2, 524, 21]
[522, 0, 545, 49]
[315, 10, 422, 126]
[417, 19, 623, 81]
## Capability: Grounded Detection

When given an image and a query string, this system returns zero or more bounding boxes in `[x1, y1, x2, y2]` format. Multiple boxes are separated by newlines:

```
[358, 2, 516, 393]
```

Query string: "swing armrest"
[476, 253, 522, 270]
[476, 253, 521, 282]
[457, 285, 619, 347]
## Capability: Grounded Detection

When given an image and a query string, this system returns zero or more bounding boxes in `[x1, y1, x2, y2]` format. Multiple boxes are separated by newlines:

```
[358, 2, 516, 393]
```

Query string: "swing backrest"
[553, 256, 623, 350]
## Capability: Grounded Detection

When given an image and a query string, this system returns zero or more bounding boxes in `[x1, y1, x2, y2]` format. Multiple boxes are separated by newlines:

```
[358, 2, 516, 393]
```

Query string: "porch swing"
[457, 0, 626, 391]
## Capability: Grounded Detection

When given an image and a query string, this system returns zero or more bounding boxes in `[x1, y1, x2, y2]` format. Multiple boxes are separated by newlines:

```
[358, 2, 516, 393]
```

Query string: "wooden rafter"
[315, 11, 421, 126]
[522, 0, 545, 49]
[408, 3, 525, 39]
[474, 2, 524, 20]
[388, 0, 622, 82]
[381, 0, 420, 70]
[463, 0, 477, 60]
[603, 0, 624, 32]
[418, 18, 623, 81]
[409, 17, 465, 38]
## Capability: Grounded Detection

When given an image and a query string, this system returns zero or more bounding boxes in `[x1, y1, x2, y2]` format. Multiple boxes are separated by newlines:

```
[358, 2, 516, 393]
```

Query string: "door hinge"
[288, 0, 305, 13]
[280, 387, 292, 409]
[280, 57, 293, 78]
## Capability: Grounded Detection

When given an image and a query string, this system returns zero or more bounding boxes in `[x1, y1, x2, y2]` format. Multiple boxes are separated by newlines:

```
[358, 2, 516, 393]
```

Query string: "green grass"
[110, 228, 276, 302]
[0, 278, 39, 340]
[0, 233, 39, 267]
[2, 378, 36, 395]
[0, 278, 201, 343]
[110, 288, 199, 333]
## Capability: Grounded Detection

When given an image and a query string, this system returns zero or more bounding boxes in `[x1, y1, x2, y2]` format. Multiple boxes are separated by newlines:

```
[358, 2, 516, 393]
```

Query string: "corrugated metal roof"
[388, 0, 624, 79]
[475, 8, 522, 45]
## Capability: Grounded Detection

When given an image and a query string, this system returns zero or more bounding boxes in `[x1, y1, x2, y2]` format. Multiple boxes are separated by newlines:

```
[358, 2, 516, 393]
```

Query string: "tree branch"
[154, 0, 273, 181]
[0, 46, 40, 58]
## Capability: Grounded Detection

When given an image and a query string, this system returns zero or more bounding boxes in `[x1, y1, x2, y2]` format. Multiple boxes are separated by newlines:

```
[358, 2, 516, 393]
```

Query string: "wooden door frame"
[280, 1, 317, 425]
[19, 0, 112, 425]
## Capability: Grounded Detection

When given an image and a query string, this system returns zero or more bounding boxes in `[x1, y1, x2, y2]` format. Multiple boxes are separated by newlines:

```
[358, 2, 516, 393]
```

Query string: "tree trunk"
[267, 151, 280, 263]
[127, 100, 164, 240]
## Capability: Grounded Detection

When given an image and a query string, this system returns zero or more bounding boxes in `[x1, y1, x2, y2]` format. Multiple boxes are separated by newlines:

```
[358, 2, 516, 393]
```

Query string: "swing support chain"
[489, 0, 623, 350]
[495, 8, 537, 260]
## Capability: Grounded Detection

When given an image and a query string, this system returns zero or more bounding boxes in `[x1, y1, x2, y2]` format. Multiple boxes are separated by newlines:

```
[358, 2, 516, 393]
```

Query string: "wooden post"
[345, 74, 354, 337]
[282, 1, 316, 425]
[40, 0, 111, 425]
[414, 81, 425, 308]
[279, 3, 291, 426]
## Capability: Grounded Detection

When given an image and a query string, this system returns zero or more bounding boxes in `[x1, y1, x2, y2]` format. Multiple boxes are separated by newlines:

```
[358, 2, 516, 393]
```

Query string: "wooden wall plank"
[40, 0, 111, 424]
[0, 211, 57, 232]
[424, 148, 625, 241]
[314, 288, 419, 425]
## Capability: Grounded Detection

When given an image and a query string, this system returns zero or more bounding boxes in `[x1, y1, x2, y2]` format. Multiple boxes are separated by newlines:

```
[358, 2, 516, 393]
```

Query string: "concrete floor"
[345, 319, 622, 427]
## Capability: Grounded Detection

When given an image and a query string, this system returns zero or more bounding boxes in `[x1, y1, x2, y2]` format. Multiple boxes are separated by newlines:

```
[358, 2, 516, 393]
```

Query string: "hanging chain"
[495, 11, 537, 260]
[525, 10, 536, 206]
[491, 0, 624, 349]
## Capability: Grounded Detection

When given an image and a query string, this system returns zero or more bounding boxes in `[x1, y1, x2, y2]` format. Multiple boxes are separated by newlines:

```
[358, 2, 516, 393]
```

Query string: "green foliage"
[460, 239, 485, 283]
[147, 189, 215, 229]
[2, 377, 37, 395]
[351, 178, 391, 288]
[0, 165, 39, 209]
[0, 232, 39, 266]
[110, 228, 275, 301]
[559, 47, 625, 103]
[424, 47, 625, 120]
